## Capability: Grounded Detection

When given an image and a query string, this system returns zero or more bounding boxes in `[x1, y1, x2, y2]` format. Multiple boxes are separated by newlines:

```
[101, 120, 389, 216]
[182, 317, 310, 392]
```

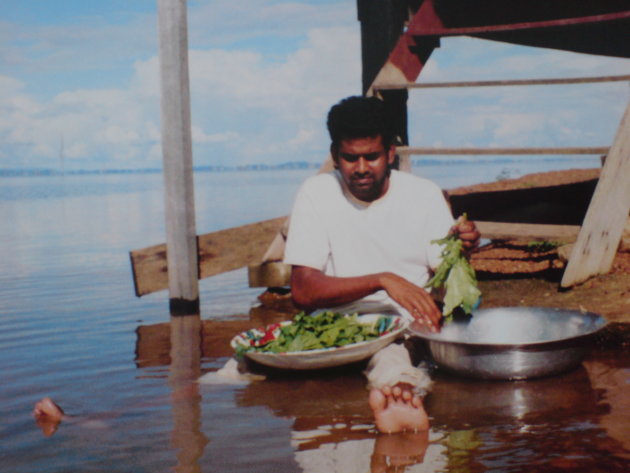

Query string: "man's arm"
[290, 266, 442, 331]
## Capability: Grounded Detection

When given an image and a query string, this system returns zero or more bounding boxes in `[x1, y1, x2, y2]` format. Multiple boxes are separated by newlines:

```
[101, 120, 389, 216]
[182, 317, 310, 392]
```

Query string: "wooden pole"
[157, 0, 199, 315]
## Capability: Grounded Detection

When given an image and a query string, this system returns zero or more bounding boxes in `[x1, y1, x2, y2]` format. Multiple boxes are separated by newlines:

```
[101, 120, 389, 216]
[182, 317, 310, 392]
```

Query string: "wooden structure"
[157, 0, 199, 314]
[561, 102, 630, 286]
[359, 0, 630, 287]
[131, 217, 286, 297]
[131, 0, 630, 297]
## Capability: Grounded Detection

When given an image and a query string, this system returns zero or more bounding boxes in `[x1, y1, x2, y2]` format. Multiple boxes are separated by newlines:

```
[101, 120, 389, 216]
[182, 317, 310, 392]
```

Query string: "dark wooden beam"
[357, 1, 425, 150]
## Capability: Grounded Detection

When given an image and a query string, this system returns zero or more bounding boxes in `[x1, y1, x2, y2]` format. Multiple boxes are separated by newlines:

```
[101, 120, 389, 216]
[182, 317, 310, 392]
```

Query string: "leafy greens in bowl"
[231, 311, 406, 370]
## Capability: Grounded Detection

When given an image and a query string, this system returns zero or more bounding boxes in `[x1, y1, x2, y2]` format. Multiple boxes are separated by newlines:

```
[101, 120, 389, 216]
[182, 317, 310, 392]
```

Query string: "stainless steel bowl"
[409, 307, 608, 380]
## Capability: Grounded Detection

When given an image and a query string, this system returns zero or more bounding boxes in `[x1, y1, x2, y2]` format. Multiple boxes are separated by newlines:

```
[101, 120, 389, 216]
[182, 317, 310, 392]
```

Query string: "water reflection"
[234, 366, 446, 472]
[168, 315, 208, 473]
[426, 350, 630, 471]
[135, 308, 295, 369]
[582, 358, 630, 459]
[135, 309, 630, 472]
[427, 364, 602, 428]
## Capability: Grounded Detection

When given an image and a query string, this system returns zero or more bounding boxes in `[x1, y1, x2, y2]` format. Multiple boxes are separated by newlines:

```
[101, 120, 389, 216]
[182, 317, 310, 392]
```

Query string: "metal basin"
[409, 307, 608, 380]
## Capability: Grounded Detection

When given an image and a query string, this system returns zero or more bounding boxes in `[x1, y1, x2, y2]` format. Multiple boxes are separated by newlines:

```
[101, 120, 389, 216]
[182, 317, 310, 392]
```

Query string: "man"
[283, 96, 479, 433]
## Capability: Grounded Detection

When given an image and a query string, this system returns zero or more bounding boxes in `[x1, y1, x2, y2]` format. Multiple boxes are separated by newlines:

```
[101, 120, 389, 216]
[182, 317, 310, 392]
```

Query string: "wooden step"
[475, 221, 580, 242]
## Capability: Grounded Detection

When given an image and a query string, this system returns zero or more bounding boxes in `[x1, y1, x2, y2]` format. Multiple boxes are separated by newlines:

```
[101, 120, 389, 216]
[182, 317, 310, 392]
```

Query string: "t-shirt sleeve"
[283, 181, 331, 271]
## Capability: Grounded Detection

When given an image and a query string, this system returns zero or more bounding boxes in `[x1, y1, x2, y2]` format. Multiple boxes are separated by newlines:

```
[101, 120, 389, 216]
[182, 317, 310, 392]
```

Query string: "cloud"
[0, 17, 360, 169]
[0, 0, 355, 84]
[187, 0, 354, 47]
[187, 26, 360, 115]
[408, 37, 630, 152]
[0, 75, 24, 96]
[0, 82, 160, 167]
[422, 36, 630, 80]
[0, 14, 156, 76]
[155, 24, 360, 165]
[192, 127, 239, 144]
[1, 4, 627, 170]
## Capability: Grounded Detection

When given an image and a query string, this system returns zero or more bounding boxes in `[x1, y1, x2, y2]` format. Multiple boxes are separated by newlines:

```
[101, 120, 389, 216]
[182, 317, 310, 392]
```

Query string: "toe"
[369, 388, 388, 413]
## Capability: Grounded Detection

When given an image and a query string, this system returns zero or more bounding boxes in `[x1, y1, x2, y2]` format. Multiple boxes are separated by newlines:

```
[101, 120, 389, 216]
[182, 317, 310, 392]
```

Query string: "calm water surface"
[2, 159, 628, 472]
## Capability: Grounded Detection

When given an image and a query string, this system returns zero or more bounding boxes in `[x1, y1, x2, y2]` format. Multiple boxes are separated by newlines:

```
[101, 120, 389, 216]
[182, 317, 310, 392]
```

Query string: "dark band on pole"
[169, 298, 200, 316]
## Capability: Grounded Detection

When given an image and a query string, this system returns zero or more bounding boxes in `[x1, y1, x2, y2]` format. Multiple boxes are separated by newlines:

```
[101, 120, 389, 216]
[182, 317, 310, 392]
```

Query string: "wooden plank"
[130, 217, 287, 297]
[407, 9, 630, 37]
[398, 146, 609, 156]
[562, 100, 630, 287]
[158, 0, 198, 314]
[476, 221, 580, 242]
[374, 74, 630, 91]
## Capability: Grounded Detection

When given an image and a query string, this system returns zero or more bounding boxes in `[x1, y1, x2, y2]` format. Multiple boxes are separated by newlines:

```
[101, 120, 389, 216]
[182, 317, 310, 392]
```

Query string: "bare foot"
[369, 384, 429, 434]
[33, 397, 65, 437]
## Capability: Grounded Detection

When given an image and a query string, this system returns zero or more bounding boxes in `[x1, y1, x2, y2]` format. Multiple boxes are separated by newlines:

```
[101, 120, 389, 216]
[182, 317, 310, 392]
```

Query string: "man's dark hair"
[326, 96, 395, 149]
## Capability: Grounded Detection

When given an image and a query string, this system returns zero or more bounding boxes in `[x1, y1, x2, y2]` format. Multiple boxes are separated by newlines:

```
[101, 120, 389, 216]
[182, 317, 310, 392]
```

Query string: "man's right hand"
[291, 266, 443, 331]
[379, 273, 442, 332]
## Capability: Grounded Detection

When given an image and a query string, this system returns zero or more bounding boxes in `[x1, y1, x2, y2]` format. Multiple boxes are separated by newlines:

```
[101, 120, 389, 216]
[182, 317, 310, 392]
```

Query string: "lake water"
[1, 157, 628, 472]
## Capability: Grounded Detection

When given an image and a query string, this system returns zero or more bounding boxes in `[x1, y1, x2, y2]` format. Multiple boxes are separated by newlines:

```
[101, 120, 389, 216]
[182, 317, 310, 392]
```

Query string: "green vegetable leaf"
[426, 228, 481, 323]
[239, 311, 396, 353]
[442, 258, 481, 319]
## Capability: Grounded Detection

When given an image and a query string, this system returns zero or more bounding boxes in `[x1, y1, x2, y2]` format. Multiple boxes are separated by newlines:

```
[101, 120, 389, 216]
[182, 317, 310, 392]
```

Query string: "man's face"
[333, 135, 396, 202]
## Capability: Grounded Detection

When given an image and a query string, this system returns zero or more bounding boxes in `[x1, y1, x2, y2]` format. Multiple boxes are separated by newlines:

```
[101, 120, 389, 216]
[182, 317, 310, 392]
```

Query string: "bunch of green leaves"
[426, 234, 481, 323]
[248, 311, 384, 353]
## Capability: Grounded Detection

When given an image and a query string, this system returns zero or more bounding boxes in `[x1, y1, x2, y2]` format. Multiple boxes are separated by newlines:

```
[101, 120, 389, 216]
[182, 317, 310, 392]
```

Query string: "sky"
[1, 0, 629, 171]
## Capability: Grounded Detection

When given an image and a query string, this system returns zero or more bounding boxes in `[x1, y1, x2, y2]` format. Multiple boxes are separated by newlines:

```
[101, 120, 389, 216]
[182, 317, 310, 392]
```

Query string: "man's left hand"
[450, 217, 480, 252]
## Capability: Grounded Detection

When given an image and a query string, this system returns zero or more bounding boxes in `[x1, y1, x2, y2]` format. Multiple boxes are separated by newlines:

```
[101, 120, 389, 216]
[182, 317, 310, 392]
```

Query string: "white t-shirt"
[283, 170, 454, 317]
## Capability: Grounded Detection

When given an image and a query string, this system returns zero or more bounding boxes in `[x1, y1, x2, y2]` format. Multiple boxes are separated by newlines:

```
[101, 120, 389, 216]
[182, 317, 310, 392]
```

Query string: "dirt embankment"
[447, 168, 630, 323]
[448, 168, 601, 195]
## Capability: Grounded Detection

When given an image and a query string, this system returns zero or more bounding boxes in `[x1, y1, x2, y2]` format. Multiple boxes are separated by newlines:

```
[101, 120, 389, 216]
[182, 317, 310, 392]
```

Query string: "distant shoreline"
[0, 155, 600, 178]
